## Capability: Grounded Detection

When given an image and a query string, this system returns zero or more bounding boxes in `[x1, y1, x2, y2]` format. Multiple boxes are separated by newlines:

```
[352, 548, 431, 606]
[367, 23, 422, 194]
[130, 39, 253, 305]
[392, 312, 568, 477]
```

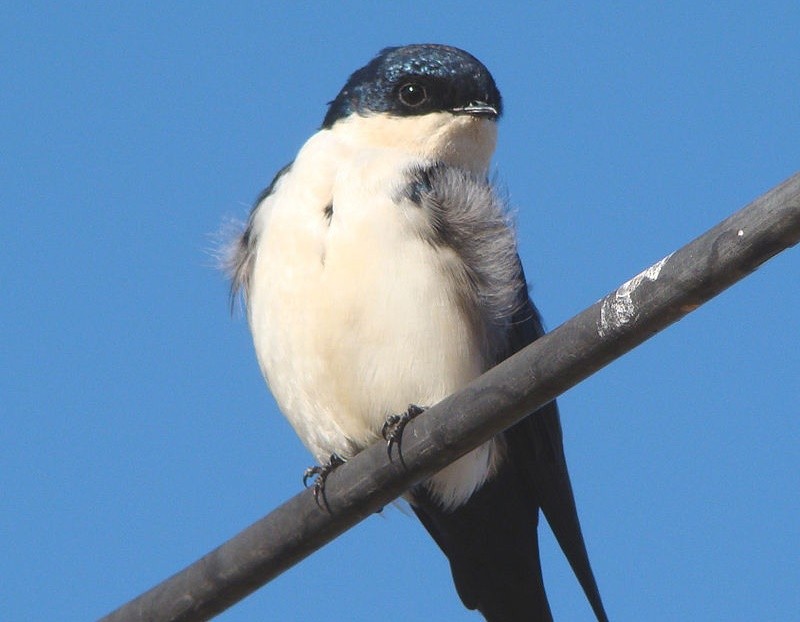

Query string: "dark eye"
[398, 82, 428, 107]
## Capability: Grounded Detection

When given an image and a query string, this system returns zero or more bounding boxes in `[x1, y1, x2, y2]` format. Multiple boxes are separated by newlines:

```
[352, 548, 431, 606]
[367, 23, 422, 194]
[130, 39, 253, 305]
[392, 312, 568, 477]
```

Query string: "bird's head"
[322, 44, 502, 172]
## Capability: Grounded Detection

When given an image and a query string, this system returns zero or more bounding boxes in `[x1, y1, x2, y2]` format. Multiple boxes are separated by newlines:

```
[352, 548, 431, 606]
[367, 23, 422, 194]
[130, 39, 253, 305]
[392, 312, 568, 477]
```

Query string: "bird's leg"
[303, 453, 346, 510]
[382, 404, 427, 462]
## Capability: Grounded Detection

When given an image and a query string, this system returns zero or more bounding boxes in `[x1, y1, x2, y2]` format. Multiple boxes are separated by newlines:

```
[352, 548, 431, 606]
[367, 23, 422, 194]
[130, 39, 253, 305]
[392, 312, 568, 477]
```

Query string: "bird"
[226, 43, 608, 622]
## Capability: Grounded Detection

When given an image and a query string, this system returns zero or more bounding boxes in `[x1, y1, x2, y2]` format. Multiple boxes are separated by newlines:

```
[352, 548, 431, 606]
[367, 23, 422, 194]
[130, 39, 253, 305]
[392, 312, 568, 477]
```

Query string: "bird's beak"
[450, 101, 499, 120]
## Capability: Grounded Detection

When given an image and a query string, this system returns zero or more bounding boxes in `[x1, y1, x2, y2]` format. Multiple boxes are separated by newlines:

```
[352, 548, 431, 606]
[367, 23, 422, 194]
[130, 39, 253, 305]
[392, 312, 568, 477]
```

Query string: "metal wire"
[99, 172, 800, 622]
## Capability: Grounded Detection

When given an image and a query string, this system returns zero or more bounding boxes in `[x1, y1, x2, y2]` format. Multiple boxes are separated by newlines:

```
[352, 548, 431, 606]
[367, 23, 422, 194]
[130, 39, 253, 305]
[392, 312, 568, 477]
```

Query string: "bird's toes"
[303, 453, 346, 510]
[381, 404, 427, 460]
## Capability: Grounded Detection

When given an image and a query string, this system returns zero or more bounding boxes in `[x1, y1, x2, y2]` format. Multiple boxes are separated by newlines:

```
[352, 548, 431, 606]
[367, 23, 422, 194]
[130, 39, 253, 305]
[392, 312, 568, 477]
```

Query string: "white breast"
[247, 116, 501, 509]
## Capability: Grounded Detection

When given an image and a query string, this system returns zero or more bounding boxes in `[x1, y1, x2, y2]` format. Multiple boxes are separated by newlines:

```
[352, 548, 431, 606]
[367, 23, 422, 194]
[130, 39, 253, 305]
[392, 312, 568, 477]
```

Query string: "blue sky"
[3, 3, 798, 621]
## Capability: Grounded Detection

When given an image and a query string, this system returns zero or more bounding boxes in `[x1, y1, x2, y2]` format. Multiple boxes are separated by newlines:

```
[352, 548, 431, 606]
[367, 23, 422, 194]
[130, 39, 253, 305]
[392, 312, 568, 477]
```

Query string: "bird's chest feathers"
[326, 156, 486, 419]
[252, 149, 486, 451]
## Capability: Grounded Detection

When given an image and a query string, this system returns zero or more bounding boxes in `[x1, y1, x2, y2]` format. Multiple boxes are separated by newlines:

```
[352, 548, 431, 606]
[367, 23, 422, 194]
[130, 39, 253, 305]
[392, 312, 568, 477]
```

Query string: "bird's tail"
[410, 400, 608, 622]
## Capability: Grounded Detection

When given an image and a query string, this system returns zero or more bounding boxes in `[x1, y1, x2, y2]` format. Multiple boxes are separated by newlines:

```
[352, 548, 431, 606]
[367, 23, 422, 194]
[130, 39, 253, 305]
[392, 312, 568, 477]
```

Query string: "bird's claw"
[381, 404, 426, 461]
[303, 453, 346, 509]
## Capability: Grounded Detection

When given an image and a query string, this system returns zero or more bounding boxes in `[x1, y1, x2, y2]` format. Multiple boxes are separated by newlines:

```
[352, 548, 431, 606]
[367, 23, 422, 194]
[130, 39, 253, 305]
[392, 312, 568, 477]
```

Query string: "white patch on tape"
[598, 253, 673, 337]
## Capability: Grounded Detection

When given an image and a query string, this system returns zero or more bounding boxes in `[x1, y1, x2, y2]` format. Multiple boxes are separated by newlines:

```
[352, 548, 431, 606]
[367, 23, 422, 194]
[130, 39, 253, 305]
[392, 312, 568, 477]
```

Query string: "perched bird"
[227, 44, 607, 621]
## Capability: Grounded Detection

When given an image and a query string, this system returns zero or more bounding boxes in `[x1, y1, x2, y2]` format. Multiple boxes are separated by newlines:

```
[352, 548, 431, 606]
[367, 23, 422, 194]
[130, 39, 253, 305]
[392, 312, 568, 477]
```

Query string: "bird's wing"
[411, 264, 607, 622]
[225, 162, 293, 306]
[504, 278, 608, 621]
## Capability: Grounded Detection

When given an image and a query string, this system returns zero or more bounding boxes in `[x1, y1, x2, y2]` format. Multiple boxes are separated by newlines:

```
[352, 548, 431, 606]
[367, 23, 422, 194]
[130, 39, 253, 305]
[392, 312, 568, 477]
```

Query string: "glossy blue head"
[322, 44, 502, 129]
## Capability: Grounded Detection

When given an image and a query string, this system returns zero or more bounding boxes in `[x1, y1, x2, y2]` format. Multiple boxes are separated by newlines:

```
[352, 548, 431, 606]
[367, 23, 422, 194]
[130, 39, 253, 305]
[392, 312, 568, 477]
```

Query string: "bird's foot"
[381, 404, 426, 461]
[303, 453, 346, 509]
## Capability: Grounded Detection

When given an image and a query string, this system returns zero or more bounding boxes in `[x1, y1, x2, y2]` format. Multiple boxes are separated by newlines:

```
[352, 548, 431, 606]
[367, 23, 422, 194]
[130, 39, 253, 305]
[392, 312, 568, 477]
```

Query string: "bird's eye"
[398, 82, 428, 107]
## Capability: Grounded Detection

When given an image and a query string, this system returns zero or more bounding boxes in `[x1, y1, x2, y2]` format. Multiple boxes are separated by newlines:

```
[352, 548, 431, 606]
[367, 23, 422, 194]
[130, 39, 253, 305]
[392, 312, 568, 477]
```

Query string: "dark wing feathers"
[407, 166, 607, 621]
[508, 285, 607, 621]
[225, 162, 293, 307]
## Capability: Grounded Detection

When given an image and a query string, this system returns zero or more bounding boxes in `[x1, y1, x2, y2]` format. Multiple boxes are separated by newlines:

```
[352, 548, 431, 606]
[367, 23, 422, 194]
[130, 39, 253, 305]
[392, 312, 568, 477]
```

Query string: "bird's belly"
[322, 243, 485, 445]
[256, 231, 480, 443]
[250, 213, 497, 508]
